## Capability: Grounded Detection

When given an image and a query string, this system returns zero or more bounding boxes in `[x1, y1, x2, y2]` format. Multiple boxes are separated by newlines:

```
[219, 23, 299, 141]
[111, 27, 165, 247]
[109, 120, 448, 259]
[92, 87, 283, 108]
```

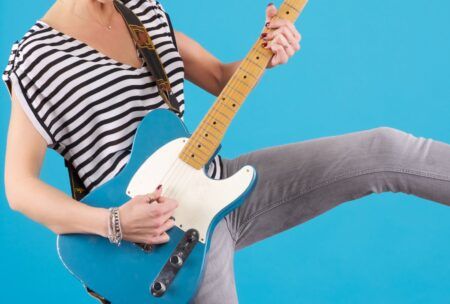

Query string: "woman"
[3, 0, 450, 302]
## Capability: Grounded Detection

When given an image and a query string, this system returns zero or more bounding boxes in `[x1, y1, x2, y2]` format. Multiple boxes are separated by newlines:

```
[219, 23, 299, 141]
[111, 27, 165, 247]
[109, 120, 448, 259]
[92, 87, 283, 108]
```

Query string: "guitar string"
[148, 5, 299, 220]
[159, 40, 270, 203]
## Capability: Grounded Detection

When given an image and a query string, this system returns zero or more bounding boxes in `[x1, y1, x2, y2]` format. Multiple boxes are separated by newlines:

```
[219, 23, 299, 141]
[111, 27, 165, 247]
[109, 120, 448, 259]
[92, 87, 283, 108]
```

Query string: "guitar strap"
[66, 0, 180, 202]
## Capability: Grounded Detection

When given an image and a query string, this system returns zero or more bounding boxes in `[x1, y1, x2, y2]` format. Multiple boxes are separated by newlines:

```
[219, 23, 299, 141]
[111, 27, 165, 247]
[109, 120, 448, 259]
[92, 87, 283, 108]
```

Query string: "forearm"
[217, 60, 242, 94]
[6, 176, 109, 237]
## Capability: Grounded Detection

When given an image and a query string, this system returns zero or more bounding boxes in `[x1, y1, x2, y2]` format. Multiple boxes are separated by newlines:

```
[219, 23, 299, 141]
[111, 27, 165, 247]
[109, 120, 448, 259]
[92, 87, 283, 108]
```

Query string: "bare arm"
[4, 90, 110, 236]
[174, 5, 302, 96]
[175, 31, 241, 96]
[4, 91, 177, 244]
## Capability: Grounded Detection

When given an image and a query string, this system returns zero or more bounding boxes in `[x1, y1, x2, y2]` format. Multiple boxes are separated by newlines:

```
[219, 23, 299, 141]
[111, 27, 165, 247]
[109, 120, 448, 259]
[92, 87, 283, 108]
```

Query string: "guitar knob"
[151, 281, 166, 297]
[170, 254, 184, 268]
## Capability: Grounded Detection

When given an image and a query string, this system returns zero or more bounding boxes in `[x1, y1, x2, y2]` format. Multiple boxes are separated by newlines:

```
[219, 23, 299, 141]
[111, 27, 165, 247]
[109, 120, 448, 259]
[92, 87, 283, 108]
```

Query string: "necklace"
[70, 2, 116, 30]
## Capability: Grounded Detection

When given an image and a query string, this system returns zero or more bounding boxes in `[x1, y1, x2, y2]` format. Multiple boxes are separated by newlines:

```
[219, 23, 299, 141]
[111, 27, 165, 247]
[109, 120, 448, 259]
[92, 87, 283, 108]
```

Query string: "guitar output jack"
[151, 281, 167, 297]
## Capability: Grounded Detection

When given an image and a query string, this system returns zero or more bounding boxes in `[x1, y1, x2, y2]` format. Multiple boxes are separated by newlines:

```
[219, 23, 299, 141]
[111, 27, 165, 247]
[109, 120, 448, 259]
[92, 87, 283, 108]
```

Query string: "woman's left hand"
[262, 3, 302, 68]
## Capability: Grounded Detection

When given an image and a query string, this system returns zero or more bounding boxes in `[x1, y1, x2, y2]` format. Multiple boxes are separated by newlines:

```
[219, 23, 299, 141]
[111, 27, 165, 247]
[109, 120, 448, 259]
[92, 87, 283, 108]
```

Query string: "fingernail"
[261, 33, 268, 39]
[262, 42, 268, 48]
[156, 184, 162, 190]
[267, 2, 274, 6]
[265, 22, 270, 28]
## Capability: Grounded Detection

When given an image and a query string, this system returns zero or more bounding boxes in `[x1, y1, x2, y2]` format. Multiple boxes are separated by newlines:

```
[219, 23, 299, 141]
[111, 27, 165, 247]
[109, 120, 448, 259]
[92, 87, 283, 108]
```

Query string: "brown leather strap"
[113, 0, 181, 114]
[65, 159, 87, 201]
[66, 1, 181, 201]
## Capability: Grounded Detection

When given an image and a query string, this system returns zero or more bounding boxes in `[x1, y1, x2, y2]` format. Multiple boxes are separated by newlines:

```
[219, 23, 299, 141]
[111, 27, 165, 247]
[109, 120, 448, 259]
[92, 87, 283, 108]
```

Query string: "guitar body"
[57, 109, 257, 303]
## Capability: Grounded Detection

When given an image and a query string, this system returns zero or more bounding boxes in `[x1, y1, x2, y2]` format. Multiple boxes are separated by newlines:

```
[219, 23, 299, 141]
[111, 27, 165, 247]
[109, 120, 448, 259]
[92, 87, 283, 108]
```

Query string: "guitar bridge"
[150, 229, 199, 297]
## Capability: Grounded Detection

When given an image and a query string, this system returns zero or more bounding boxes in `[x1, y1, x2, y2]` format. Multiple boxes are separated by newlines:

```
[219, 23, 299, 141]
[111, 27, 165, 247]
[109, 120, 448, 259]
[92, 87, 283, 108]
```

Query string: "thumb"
[265, 3, 278, 24]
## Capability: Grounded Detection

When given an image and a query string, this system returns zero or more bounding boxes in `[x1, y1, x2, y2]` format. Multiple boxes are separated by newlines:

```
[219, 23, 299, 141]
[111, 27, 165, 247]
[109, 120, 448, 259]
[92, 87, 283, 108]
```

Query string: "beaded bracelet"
[107, 207, 123, 246]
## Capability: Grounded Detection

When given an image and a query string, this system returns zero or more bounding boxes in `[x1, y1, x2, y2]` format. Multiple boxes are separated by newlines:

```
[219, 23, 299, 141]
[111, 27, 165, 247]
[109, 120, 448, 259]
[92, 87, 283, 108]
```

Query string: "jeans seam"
[236, 167, 450, 239]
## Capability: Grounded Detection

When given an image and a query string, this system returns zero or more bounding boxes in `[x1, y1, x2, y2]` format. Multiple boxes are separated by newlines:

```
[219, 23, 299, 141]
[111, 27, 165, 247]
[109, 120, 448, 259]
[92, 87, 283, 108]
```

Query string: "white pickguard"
[126, 138, 255, 243]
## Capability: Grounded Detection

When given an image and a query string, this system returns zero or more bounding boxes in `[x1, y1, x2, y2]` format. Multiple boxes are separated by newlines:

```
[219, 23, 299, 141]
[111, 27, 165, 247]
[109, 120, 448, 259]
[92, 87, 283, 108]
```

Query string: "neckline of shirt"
[35, 19, 148, 71]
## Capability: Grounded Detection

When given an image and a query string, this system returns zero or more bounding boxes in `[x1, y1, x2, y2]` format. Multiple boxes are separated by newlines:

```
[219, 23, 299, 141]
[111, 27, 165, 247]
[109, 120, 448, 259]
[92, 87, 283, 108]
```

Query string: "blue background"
[1, 0, 449, 303]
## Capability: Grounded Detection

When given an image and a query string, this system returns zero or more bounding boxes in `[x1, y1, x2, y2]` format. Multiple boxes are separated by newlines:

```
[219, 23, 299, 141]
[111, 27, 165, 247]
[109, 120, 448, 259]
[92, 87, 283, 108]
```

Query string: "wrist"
[94, 207, 110, 238]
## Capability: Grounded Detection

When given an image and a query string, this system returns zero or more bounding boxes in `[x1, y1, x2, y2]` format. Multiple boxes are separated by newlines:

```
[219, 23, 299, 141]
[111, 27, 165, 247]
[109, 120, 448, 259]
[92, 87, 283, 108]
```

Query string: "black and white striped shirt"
[3, 0, 222, 192]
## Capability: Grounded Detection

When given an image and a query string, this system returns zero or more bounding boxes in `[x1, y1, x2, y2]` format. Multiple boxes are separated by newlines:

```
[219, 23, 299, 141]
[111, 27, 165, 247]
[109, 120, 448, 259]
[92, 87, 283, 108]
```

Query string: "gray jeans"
[193, 127, 450, 303]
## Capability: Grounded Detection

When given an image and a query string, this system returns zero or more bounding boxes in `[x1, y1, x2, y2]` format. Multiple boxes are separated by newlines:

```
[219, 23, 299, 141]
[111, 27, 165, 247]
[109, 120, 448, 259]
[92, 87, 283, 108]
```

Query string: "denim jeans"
[193, 127, 450, 303]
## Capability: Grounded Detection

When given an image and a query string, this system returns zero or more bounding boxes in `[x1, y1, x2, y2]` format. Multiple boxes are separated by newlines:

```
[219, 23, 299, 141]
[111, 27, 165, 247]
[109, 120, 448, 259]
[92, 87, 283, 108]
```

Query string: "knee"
[367, 127, 409, 160]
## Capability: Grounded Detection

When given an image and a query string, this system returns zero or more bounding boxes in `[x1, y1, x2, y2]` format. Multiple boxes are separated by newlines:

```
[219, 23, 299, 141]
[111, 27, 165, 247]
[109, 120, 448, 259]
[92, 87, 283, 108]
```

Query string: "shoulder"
[3, 21, 59, 79]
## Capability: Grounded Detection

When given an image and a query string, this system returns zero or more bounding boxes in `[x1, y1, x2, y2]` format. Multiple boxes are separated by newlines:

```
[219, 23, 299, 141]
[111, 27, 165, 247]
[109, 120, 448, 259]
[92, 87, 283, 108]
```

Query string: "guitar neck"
[180, 0, 308, 169]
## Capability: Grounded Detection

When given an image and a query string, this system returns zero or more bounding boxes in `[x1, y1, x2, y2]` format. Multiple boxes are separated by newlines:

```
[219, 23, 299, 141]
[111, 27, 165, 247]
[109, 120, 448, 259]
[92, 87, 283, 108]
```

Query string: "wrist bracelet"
[107, 207, 123, 246]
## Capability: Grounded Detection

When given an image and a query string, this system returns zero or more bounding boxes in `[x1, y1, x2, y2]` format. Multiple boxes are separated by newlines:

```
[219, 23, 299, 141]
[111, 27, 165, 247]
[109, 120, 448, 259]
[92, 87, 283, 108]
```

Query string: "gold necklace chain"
[70, 2, 116, 30]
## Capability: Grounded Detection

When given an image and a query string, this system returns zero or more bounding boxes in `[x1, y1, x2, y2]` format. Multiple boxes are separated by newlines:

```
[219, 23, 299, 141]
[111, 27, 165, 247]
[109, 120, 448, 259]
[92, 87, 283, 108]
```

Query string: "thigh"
[192, 219, 238, 304]
[222, 127, 438, 249]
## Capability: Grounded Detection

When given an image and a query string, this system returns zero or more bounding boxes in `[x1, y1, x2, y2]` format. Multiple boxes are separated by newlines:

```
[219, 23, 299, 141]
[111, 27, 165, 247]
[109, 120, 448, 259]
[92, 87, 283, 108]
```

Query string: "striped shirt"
[2, 0, 222, 192]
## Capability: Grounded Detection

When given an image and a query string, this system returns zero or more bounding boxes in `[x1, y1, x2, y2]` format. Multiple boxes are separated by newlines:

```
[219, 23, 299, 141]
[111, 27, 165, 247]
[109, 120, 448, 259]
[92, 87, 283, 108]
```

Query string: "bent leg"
[222, 127, 450, 250]
[192, 219, 238, 304]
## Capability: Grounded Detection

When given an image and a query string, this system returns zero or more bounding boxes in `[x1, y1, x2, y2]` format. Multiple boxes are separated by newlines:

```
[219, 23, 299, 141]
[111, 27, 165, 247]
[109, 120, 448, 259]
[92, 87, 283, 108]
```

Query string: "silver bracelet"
[107, 207, 123, 246]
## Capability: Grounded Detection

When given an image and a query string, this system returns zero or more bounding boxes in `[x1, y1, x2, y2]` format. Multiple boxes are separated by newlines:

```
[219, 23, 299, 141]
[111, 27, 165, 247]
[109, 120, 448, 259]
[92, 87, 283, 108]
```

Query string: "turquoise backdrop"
[1, 0, 449, 303]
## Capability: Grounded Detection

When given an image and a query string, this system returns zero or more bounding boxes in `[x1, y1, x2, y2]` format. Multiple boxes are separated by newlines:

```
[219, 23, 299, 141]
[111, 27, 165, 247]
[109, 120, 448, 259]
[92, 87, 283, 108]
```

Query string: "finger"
[274, 35, 296, 57]
[144, 185, 163, 203]
[269, 44, 289, 65]
[149, 232, 170, 244]
[265, 27, 296, 46]
[265, 3, 278, 24]
[149, 198, 178, 217]
[267, 18, 289, 30]
[153, 219, 176, 235]
[284, 22, 301, 42]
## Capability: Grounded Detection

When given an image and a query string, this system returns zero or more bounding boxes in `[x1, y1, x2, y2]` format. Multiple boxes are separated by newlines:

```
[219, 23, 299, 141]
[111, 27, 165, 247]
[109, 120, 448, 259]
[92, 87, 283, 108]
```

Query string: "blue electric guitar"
[57, 1, 307, 302]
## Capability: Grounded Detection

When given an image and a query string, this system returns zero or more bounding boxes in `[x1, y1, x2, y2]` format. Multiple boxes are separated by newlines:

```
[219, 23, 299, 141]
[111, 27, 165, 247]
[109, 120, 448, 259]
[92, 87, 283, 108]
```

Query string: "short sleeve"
[154, 1, 178, 50]
[3, 41, 55, 147]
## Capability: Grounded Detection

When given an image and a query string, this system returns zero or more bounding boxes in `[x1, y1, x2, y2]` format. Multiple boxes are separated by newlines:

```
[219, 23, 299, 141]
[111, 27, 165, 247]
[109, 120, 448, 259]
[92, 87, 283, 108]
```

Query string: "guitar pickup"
[150, 229, 199, 297]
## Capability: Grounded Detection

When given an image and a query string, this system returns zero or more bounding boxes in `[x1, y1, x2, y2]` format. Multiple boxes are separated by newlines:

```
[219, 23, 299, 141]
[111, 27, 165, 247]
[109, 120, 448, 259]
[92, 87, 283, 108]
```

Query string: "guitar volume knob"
[169, 254, 184, 268]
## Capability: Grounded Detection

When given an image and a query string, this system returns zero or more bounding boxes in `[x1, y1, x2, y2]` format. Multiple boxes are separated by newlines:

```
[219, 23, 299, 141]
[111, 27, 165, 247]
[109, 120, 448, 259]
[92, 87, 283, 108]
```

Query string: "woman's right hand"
[118, 186, 178, 244]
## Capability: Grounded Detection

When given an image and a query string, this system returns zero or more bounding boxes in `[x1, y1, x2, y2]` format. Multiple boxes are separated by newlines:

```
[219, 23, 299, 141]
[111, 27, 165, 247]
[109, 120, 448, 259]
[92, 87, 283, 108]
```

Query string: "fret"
[203, 117, 226, 130]
[179, 0, 308, 170]
[246, 57, 266, 70]
[234, 77, 252, 90]
[238, 67, 258, 80]
[193, 133, 215, 147]
[186, 144, 211, 158]
[180, 151, 206, 166]
[252, 47, 272, 60]
[221, 95, 241, 109]
[283, 1, 300, 13]
[227, 85, 246, 98]
[221, 94, 241, 106]
[208, 107, 232, 124]
[190, 140, 214, 153]
[197, 125, 222, 140]
[213, 104, 235, 119]
[205, 116, 227, 129]
[217, 102, 235, 115]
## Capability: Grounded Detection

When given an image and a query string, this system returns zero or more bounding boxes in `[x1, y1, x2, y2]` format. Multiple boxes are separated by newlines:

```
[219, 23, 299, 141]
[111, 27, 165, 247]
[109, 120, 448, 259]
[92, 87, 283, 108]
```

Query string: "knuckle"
[151, 209, 162, 217]
[151, 218, 164, 228]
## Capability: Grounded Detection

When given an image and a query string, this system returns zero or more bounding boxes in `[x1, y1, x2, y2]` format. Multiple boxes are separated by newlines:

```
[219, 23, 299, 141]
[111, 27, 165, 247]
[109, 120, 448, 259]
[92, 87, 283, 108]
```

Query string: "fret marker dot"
[243, 75, 247, 79]
[198, 144, 201, 148]
[256, 56, 260, 60]
[286, 11, 290, 15]
[213, 121, 217, 125]
[191, 154, 195, 158]
[232, 104, 236, 107]
[205, 133, 208, 137]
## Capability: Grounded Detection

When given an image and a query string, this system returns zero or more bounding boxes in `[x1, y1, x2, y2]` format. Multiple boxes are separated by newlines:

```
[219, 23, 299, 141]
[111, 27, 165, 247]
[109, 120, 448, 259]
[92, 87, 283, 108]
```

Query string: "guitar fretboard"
[179, 0, 308, 169]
